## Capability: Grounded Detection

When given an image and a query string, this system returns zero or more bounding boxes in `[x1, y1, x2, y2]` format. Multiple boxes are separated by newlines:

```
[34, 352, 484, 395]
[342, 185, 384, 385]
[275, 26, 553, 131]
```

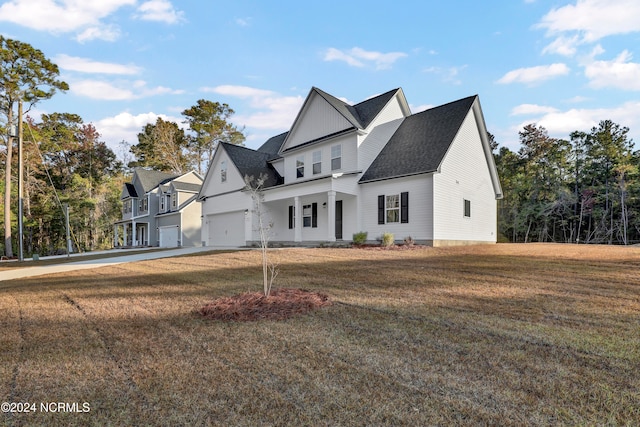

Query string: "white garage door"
[208, 211, 245, 247]
[159, 226, 180, 248]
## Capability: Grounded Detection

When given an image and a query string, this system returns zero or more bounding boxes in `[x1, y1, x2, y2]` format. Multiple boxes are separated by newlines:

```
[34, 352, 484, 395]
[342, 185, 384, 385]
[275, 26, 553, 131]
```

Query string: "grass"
[1, 243, 639, 426]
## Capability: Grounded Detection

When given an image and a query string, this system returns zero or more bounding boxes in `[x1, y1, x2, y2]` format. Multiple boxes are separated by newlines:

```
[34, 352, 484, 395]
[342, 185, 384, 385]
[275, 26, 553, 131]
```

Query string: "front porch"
[114, 220, 151, 248]
[260, 189, 358, 244]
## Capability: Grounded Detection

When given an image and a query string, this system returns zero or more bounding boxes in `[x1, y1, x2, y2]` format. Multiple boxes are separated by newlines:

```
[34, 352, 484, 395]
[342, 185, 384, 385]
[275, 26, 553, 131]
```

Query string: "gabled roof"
[122, 183, 138, 199]
[171, 181, 202, 193]
[135, 168, 179, 193]
[314, 87, 402, 130]
[257, 132, 288, 159]
[360, 95, 477, 183]
[222, 142, 283, 188]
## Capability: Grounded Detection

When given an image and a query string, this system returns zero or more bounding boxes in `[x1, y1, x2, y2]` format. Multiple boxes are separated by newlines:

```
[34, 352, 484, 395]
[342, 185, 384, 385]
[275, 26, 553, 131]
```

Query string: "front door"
[335, 200, 343, 240]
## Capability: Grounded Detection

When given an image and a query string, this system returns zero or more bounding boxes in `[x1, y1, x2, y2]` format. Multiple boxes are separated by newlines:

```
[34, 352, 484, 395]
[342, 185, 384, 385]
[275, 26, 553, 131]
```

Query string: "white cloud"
[201, 85, 304, 132]
[497, 63, 570, 84]
[537, 0, 640, 43]
[235, 17, 251, 27]
[0, 0, 135, 40]
[513, 101, 640, 139]
[76, 25, 122, 43]
[55, 54, 142, 75]
[323, 47, 407, 70]
[71, 79, 183, 100]
[542, 35, 579, 56]
[423, 65, 467, 85]
[134, 0, 185, 24]
[584, 50, 640, 90]
[97, 111, 183, 151]
[510, 104, 559, 116]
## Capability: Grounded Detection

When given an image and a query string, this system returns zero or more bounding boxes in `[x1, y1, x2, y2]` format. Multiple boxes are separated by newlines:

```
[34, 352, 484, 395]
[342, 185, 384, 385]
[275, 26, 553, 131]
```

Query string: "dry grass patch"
[0, 243, 639, 425]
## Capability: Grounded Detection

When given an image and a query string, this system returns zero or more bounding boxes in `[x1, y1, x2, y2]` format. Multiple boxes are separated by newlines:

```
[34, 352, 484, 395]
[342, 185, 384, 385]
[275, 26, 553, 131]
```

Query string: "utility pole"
[18, 99, 24, 261]
[64, 203, 71, 257]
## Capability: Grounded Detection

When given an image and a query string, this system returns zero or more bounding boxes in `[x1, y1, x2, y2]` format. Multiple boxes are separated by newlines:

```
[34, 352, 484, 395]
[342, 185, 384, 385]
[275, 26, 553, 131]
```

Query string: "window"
[464, 199, 471, 217]
[221, 160, 227, 183]
[302, 203, 318, 228]
[312, 150, 321, 175]
[378, 192, 409, 224]
[386, 195, 400, 223]
[296, 155, 304, 178]
[160, 195, 165, 211]
[331, 145, 342, 170]
[171, 193, 177, 209]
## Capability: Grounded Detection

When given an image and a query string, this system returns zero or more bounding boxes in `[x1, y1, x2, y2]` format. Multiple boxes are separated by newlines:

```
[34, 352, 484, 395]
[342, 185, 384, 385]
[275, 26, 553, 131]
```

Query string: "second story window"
[312, 150, 321, 174]
[171, 193, 177, 209]
[160, 195, 165, 211]
[221, 160, 227, 183]
[296, 155, 304, 178]
[331, 144, 342, 170]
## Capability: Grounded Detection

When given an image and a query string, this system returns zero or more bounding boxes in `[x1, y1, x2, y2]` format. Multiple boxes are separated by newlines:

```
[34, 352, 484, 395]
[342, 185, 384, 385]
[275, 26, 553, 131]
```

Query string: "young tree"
[182, 100, 245, 175]
[244, 174, 277, 297]
[1, 36, 68, 257]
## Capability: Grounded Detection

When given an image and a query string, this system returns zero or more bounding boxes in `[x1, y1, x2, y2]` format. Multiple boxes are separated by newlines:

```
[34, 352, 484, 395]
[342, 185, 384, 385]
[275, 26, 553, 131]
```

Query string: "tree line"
[3, 36, 639, 258]
[1, 37, 244, 258]
[493, 121, 639, 244]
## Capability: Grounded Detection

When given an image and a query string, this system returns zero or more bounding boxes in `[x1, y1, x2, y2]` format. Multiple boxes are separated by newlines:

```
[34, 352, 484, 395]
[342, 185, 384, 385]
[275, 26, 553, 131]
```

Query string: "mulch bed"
[199, 288, 332, 322]
[352, 244, 426, 251]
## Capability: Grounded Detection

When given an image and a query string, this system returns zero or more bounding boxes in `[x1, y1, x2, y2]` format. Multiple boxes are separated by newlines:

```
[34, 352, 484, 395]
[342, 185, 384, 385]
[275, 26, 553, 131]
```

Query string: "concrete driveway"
[0, 246, 236, 282]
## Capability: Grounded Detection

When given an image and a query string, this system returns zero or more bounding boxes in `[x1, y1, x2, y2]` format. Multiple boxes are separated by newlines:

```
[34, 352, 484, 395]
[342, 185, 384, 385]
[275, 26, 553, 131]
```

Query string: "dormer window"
[296, 155, 305, 178]
[221, 160, 227, 183]
[312, 150, 321, 174]
[171, 193, 177, 209]
[160, 195, 165, 211]
[331, 144, 342, 170]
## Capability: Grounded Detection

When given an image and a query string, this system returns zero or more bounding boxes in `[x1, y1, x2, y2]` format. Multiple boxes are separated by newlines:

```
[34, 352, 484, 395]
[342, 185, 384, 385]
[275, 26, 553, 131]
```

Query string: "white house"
[197, 87, 502, 247]
[115, 168, 203, 248]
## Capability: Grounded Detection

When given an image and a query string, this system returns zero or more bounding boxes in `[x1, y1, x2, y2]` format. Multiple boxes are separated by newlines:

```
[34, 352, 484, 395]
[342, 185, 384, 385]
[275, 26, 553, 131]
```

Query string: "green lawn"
[1, 244, 639, 426]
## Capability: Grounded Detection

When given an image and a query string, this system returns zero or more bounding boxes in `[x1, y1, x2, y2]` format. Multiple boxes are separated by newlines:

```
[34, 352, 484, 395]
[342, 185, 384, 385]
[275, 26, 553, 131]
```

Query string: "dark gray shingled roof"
[257, 131, 288, 159]
[171, 181, 202, 193]
[135, 168, 179, 193]
[222, 142, 283, 188]
[122, 182, 138, 199]
[360, 95, 477, 183]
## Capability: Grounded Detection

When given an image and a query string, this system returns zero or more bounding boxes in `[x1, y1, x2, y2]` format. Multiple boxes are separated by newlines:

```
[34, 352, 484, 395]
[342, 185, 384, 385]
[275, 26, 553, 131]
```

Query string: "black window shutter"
[312, 203, 318, 228]
[401, 192, 409, 223]
[378, 195, 385, 224]
[288, 205, 294, 229]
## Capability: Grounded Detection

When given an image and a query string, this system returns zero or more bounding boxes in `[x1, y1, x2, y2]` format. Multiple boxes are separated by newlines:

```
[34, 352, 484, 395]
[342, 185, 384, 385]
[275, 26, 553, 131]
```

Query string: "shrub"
[403, 236, 415, 246]
[381, 232, 394, 248]
[352, 231, 368, 245]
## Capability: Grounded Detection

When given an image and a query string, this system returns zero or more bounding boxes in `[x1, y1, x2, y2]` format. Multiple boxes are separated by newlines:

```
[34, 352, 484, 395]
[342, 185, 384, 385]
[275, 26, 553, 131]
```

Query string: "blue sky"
[2, 0, 640, 158]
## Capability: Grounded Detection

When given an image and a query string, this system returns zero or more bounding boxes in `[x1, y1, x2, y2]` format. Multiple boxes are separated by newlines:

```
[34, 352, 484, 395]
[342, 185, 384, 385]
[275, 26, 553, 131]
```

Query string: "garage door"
[208, 211, 245, 247]
[159, 226, 180, 248]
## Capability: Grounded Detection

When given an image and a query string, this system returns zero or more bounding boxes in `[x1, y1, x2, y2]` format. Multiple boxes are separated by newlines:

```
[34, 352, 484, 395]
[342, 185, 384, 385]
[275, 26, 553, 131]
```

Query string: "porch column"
[294, 196, 302, 242]
[123, 224, 128, 247]
[114, 225, 119, 248]
[327, 191, 336, 242]
[132, 220, 137, 246]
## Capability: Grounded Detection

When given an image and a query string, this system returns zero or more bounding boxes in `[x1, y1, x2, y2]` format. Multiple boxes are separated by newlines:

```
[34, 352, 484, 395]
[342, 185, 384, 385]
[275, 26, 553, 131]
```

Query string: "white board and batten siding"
[357, 96, 406, 171]
[432, 109, 497, 244]
[284, 93, 353, 150]
[360, 174, 434, 242]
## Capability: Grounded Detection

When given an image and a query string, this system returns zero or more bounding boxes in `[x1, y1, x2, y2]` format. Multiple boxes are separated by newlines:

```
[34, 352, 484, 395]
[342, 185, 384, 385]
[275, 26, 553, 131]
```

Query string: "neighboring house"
[114, 168, 203, 248]
[197, 87, 502, 247]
